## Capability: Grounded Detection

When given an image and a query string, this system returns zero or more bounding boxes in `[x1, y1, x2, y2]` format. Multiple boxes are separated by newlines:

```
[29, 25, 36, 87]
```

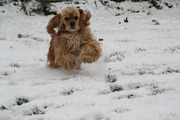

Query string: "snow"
[0, 0, 180, 120]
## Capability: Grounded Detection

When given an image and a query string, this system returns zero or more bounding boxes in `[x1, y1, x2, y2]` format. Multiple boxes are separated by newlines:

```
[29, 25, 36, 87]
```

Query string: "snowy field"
[0, 0, 180, 120]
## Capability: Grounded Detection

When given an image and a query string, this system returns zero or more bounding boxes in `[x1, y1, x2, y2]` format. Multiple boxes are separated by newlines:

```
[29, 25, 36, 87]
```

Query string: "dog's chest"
[65, 33, 84, 52]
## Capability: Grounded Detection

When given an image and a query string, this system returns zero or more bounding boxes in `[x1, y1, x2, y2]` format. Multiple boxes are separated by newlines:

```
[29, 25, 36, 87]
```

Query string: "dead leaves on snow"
[117, 10, 160, 26]
[152, 19, 160, 25]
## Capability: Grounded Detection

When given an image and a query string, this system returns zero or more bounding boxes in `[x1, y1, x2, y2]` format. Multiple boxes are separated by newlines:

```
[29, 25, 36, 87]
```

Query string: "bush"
[10, 0, 57, 16]
[110, 0, 161, 2]
[0, 0, 7, 6]
[110, 0, 150, 2]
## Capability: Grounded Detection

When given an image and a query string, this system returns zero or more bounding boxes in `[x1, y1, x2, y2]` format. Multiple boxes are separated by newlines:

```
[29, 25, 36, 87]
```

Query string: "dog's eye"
[64, 17, 69, 21]
[74, 16, 78, 20]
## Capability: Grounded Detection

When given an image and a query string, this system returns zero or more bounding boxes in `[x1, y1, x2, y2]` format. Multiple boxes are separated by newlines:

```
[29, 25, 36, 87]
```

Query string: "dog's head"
[60, 7, 80, 32]
[59, 7, 91, 32]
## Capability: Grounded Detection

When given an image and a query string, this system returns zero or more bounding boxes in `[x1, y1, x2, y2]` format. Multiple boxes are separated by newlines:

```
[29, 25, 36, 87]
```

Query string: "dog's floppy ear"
[78, 8, 84, 15]
[57, 17, 66, 34]
[85, 11, 91, 22]
[78, 9, 91, 27]
[84, 11, 91, 26]
[46, 14, 62, 36]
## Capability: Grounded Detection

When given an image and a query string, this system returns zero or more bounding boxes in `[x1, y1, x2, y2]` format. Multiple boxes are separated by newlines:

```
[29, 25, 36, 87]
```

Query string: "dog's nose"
[70, 22, 75, 27]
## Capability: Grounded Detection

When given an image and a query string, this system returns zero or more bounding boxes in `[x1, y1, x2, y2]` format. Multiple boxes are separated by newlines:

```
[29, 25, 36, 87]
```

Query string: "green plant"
[60, 88, 78, 96]
[0, 105, 7, 110]
[109, 84, 124, 92]
[10, 63, 20, 68]
[28, 106, 45, 115]
[105, 74, 117, 83]
[16, 98, 29, 105]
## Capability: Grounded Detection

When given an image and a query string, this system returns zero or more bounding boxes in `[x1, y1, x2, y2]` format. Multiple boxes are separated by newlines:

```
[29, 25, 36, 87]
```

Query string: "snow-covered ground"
[0, 0, 180, 120]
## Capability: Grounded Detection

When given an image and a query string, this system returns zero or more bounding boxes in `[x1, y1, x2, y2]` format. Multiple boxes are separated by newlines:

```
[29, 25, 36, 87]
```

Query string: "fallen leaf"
[152, 19, 157, 22]
[155, 22, 160, 25]
[131, 10, 140, 13]
[147, 11, 151, 15]
[18, 34, 22, 38]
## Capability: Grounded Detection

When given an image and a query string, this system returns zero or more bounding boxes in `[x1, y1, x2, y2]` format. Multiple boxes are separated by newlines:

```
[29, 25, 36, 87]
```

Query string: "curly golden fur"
[46, 7, 101, 71]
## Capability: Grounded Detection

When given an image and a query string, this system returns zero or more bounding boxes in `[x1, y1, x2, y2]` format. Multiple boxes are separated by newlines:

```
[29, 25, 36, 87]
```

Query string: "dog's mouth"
[67, 26, 79, 32]
[67, 27, 77, 32]
[70, 26, 76, 30]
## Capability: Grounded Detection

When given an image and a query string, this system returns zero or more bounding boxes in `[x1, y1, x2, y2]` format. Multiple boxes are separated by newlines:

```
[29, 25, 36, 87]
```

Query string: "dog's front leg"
[54, 49, 77, 71]
[60, 54, 77, 71]
[79, 40, 101, 63]
[53, 36, 78, 71]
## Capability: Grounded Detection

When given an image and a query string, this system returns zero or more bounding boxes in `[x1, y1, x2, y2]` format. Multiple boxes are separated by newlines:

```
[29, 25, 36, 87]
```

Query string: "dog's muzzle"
[70, 22, 75, 29]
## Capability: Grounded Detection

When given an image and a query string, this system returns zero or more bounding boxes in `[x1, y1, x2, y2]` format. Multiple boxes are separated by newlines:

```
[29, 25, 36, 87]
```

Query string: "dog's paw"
[79, 54, 99, 63]
[60, 58, 77, 71]
[48, 63, 60, 68]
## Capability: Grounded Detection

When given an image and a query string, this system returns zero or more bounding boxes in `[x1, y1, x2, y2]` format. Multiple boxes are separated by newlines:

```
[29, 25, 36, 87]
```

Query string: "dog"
[46, 7, 101, 71]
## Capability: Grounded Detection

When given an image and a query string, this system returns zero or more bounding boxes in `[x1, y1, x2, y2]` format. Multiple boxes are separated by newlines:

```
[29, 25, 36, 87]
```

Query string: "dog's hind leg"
[47, 38, 60, 68]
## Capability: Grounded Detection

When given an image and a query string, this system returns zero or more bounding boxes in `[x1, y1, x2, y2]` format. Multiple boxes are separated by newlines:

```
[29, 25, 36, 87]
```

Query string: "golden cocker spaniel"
[46, 7, 101, 71]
